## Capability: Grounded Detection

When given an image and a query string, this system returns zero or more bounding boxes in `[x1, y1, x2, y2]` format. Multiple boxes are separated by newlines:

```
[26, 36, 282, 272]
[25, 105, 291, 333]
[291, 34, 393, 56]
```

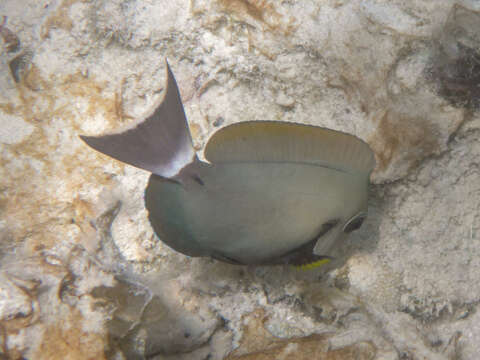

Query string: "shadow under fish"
[80, 61, 375, 268]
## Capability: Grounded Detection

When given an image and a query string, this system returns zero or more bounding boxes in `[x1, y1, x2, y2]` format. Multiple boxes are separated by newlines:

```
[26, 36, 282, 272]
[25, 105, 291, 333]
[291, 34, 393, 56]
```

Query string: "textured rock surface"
[1, 0, 480, 358]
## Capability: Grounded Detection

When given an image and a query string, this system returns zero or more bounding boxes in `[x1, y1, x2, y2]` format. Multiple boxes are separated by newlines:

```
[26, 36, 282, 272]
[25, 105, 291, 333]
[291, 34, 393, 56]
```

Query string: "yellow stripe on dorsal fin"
[293, 258, 331, 271]
[204, 121, 375, 175]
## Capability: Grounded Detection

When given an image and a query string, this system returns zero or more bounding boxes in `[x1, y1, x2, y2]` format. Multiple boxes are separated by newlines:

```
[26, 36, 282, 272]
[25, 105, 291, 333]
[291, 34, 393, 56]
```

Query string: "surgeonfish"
[80, 61, 375, 267]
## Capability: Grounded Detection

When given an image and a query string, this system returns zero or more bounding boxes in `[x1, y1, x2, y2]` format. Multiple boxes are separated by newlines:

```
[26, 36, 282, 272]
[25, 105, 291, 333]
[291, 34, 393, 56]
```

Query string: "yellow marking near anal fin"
[293, 258, 331, 271]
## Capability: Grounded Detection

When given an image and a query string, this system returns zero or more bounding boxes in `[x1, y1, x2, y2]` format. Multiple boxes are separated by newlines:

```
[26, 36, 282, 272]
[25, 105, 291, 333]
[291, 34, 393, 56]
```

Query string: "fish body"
[146, 161, 368, 265]
[81, 61, 375, 266]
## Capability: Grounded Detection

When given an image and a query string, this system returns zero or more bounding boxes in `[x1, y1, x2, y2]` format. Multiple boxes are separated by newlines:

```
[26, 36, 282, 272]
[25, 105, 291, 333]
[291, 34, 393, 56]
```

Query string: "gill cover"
[80, 61, 375, 267]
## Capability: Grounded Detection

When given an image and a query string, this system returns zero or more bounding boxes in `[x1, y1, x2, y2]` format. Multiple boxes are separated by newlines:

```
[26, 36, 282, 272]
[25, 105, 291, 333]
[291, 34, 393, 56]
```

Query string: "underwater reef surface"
[1, 0, 480, 358]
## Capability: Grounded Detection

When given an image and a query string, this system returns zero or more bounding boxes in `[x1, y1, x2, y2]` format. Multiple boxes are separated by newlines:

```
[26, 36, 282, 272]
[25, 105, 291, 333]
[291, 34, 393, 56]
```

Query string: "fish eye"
[343, 213, 366, 233]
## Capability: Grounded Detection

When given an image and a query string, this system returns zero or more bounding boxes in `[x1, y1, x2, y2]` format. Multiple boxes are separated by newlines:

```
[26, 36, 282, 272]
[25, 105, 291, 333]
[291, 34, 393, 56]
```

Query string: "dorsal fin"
[204, 121, 375, 174]
[80, 61, 197, 178]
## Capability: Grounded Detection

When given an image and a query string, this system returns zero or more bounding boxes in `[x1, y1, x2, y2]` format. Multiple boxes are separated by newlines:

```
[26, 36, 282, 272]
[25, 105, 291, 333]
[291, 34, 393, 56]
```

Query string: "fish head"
[313, 210, 368, 257]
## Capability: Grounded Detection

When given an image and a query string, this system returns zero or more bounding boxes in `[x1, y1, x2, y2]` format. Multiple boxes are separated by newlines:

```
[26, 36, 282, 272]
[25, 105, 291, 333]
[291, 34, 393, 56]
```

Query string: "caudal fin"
[80, 61, 197, 178]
